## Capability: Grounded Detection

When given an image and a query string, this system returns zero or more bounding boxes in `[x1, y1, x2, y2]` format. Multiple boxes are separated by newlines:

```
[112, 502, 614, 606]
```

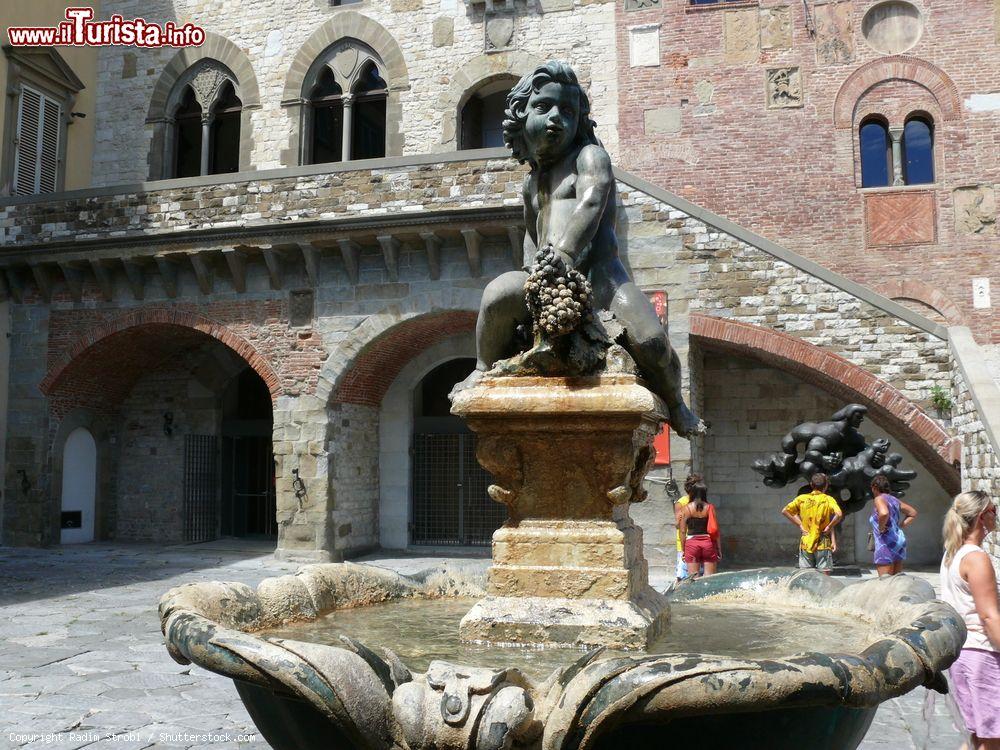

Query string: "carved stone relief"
[814, 1, 854, 65]
[724, 9, 760, 63]
[954, 186, 998, 235]
[766, 67, 803, 109]
[629, 24, 660, 68]
[760, 6, 792, 50]
[289, 289, 315, 327]
[188, 62, 231, 110]
[624, 0, 659, 10]
[694, 79, 716, 117]
[485, 15, 516, 53]
[861, 1, 923, 55]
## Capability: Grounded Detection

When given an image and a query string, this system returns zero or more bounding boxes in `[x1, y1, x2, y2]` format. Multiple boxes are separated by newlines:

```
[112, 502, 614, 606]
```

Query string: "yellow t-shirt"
[783, 491, 842, 553]
[675, 495, 690, 551]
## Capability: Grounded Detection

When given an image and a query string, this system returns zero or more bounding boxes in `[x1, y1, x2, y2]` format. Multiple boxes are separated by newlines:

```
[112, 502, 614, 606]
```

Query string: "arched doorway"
[410, 359, 506, 546]
[220, 368, 276, 539]
[60, 427, 96, 544]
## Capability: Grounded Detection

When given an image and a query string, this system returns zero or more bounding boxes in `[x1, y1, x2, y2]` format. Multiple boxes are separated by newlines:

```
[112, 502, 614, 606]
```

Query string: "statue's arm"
[553, 145, 613, 262]
[522, 173, 539, 256]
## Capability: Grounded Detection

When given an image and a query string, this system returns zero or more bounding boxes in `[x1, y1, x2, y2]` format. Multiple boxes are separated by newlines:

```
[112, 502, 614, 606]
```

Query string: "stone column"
[272, 395, 338, 563]
[200, 114, 214, 176]
[890, 125, 904, 186]
[341, 95, 354, 161]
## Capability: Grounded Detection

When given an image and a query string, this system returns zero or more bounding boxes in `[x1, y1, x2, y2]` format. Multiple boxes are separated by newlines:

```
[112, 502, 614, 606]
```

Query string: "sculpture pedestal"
[450, 375, 669, 650]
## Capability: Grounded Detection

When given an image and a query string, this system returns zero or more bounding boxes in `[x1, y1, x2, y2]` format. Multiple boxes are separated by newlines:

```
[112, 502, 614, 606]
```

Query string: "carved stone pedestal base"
[450, 375, 669, 650]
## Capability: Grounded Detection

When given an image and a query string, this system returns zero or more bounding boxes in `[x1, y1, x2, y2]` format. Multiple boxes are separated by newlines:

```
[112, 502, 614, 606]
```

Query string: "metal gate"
[183, 435, 218, 542]
[222, 435, 277, 538]
[411, 433, 506, 546]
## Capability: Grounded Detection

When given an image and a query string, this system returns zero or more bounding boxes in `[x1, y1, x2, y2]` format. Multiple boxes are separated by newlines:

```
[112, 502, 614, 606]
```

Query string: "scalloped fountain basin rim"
[159, 565, 965, 750]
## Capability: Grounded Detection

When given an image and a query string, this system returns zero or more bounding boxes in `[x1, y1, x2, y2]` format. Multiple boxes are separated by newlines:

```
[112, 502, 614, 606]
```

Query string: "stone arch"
[690, 313, 959, 493]
[833, 55, 961, 129]
[145, 32, 260, 178]
[317, 289, 483, 405]
[281, 12, 409, 164]
[437, 51, 544, 150]
[40, 308, 281, 401]
[874, 279, 965, 326]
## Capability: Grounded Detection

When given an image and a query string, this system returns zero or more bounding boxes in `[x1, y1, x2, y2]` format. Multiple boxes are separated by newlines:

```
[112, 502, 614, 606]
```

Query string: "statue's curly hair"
[503, 61, 598, 166]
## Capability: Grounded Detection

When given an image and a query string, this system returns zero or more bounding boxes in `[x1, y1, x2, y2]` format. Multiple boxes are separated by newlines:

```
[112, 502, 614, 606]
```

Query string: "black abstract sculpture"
[751, 404, 917, 514]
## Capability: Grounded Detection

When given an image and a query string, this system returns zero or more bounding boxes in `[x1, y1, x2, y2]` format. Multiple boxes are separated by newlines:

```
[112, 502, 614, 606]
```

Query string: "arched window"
[165, 61, 243, 178]
[210, 81, 242, 174]
[902, 115, 934, 185]
[460, 78, 516, 150]
[173, 87, 203, 179]
[309, 67, 344, 164]
[351, 62, 387, 160]
[859, 117, 891, 188]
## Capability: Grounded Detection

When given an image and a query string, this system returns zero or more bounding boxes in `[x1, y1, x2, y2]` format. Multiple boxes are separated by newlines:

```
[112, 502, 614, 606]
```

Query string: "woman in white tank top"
[940, 490, 1000, 750]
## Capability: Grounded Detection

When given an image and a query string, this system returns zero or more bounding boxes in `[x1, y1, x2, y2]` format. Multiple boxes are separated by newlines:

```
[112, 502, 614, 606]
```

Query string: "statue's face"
[524, 81, 579, 162]
[849, 410, 865, 427]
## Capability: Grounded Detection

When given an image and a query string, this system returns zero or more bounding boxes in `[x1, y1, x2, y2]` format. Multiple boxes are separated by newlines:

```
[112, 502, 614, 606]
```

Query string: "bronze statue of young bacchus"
[463, 61, 704, 437]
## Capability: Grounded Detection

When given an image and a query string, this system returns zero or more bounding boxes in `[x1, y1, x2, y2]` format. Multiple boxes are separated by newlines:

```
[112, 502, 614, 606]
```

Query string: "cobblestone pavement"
[0, 543, 967, 749]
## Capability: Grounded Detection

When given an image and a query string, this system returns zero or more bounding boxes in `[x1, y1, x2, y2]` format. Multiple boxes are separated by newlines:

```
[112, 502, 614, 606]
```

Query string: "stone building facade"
[1, 0, 999, 567]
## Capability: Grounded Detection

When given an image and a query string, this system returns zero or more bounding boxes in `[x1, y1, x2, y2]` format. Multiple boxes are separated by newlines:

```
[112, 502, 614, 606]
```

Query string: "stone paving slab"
[0, 543, 967, 749]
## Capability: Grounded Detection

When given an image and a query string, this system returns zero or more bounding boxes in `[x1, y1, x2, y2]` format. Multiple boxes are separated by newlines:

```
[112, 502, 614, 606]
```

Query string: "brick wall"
[616, 0, 1000, 344]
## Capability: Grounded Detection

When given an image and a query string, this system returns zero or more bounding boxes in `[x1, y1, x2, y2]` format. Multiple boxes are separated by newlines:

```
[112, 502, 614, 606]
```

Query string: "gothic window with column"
[304, 41, 387, 164]
[164, 61, 243, 179]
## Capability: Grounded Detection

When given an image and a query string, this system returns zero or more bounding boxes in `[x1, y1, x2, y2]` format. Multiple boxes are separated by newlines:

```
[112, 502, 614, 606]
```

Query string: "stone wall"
[115, 361, 220, 542]
[0, 157, 524, 246]
[89, 0, 617, 184]
[617, 182, 953, 407]
[701, 351, 952, 567]
[615, 0, 1000, 344]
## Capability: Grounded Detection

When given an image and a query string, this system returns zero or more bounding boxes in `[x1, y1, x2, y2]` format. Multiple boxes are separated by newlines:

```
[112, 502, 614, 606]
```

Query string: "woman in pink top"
[940, 490, 1000, 750]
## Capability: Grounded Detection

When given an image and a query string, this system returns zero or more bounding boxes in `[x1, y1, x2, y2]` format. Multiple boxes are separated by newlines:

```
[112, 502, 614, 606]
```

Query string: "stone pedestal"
[450, 374, 669, 650]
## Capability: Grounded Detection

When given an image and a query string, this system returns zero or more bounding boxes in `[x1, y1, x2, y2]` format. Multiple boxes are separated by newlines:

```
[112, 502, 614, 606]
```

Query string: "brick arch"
[690, 314, 959, 493]
[833, 56, 961, 129]
[40, 308, 281, 402]
[329, 311, 478, 407]
[873, 279, 966, 326]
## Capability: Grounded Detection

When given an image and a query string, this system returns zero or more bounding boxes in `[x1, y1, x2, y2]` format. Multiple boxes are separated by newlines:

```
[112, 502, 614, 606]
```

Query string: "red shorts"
[684, 535, 719, 564]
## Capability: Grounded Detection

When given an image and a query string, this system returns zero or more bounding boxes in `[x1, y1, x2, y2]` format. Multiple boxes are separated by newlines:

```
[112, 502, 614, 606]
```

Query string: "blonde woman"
[940, 490, 1000, 750]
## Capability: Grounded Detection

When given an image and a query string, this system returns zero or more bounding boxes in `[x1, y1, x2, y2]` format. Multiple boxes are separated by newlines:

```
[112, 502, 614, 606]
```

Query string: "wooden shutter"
[13, 86, 61, 196]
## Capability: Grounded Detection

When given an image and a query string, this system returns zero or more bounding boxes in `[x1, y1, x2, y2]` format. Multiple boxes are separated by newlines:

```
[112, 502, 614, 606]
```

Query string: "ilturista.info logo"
[7, 7, 205, 48]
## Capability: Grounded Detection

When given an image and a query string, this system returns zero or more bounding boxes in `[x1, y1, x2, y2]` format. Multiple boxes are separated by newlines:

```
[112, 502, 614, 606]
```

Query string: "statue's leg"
[475, 270, 530, 371]
[609, 281, 705, 438]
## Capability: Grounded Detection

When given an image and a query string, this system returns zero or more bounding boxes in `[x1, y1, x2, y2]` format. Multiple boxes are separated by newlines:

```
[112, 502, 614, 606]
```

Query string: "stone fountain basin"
[159, 564, 964, 750]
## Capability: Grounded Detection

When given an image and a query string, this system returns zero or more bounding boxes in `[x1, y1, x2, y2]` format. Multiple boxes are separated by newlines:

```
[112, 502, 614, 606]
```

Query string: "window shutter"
[39, 95, 61, 194]
[12, 86, 61, 196]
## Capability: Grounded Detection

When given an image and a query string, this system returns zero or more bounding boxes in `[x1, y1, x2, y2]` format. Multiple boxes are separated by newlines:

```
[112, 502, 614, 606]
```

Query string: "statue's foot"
[668, 402, 707, 439]
[449, 368, 486, 400]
